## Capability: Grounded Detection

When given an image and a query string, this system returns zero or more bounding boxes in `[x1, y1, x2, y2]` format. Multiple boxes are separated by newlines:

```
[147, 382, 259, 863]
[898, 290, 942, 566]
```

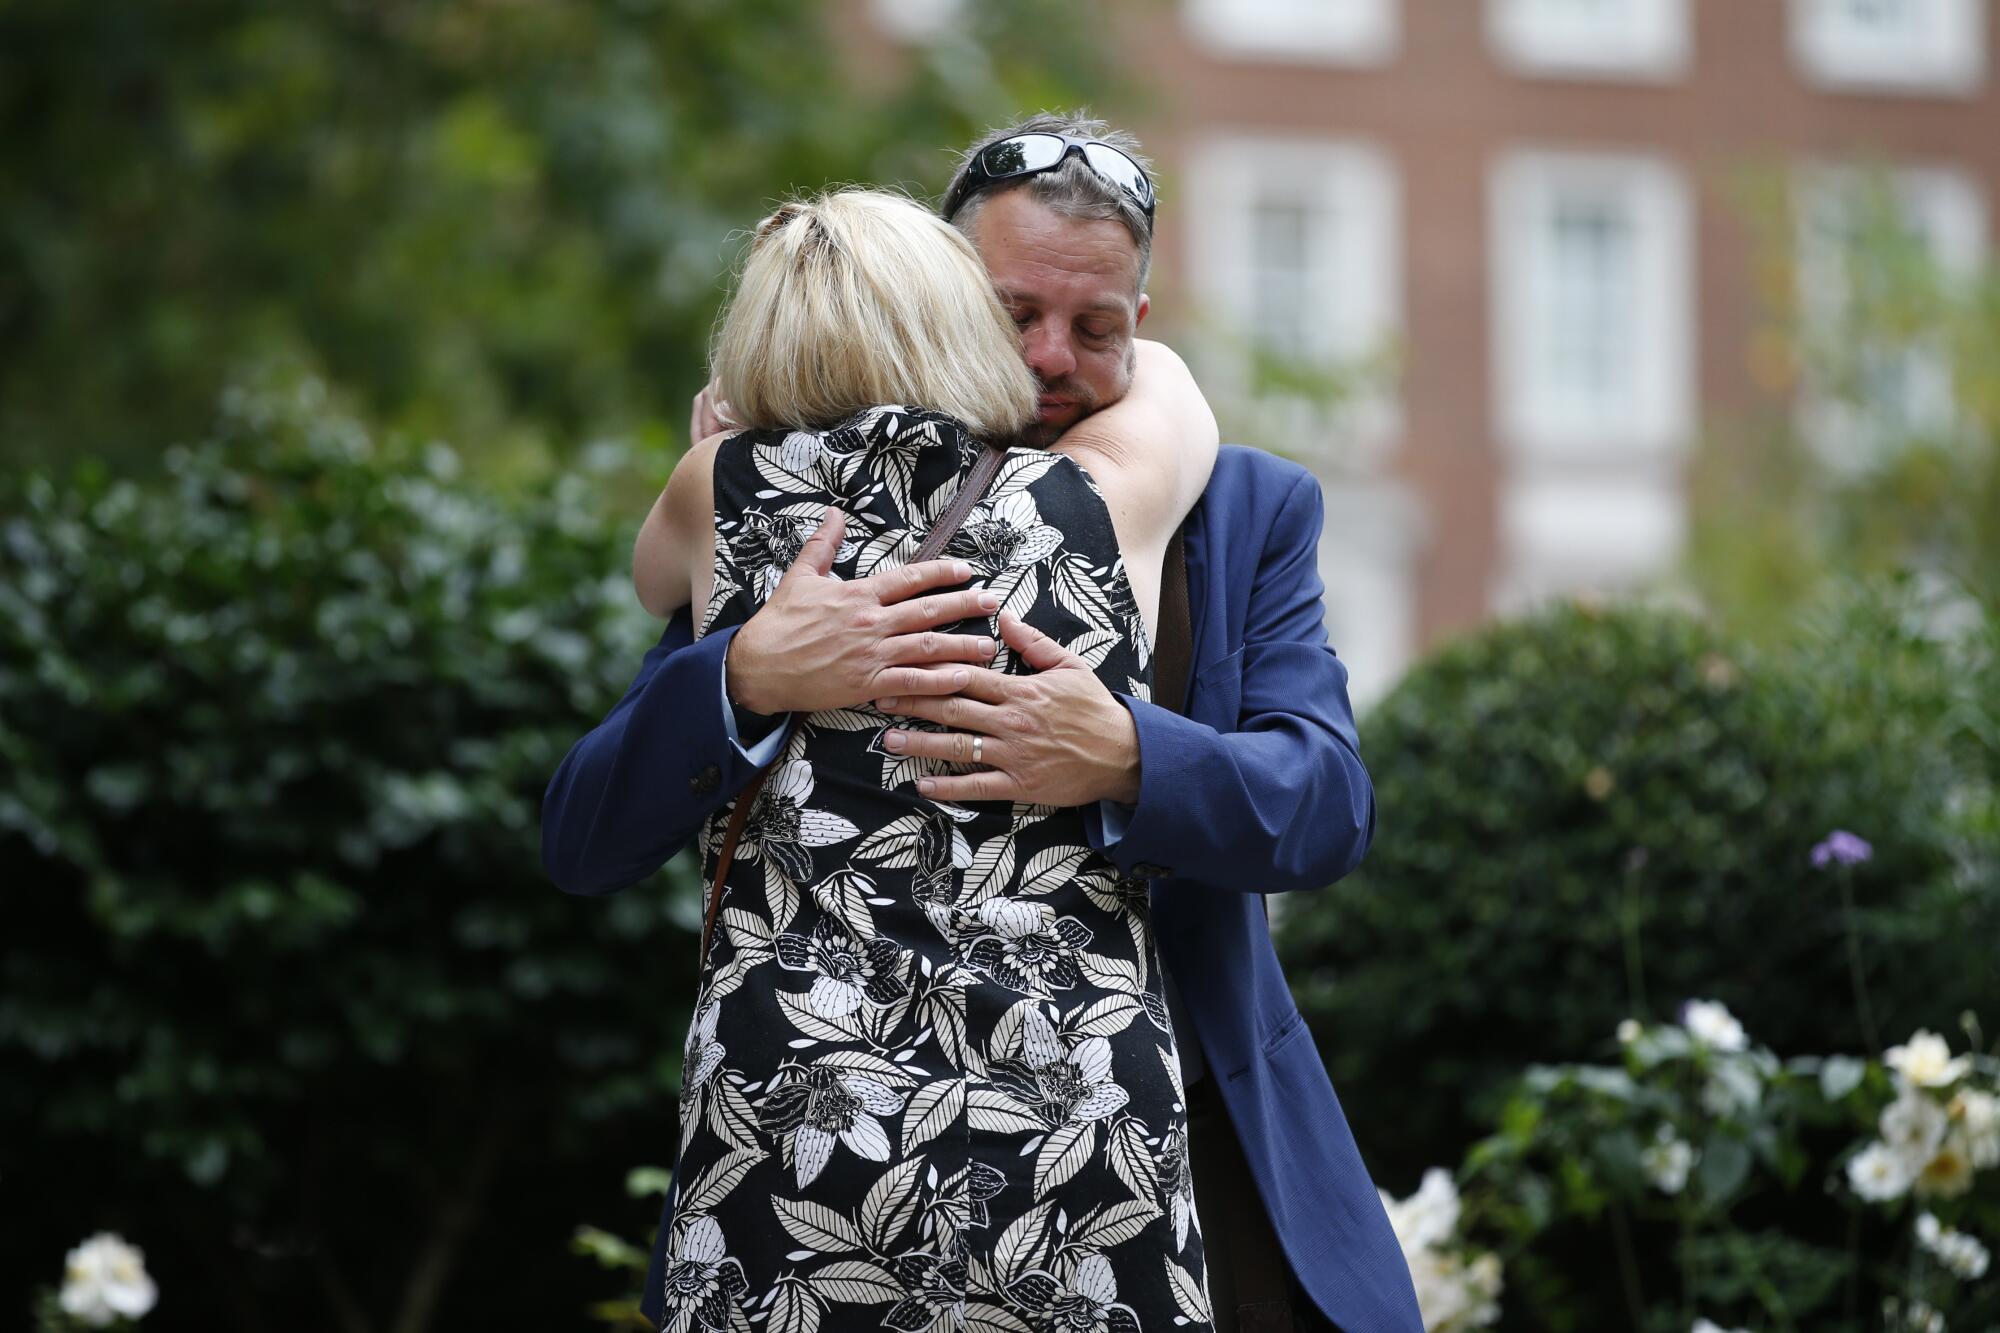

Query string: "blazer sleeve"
[540, 609, 797, 896]
[1084, 472, 1375, 894]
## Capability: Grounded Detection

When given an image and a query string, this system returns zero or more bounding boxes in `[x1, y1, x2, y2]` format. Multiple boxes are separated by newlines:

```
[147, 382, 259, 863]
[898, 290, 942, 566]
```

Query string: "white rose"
[1881, 1085, 1949, 1159]
[58, 1233, 158, 1328]
[1947, 1087, 2000, 1168]
[1886, 1030, 1972, 1089]
[1680, 999, 1749, 1052]
[1847, 1140, 1918, 1202]
[1642, 1125, 1696, 1195]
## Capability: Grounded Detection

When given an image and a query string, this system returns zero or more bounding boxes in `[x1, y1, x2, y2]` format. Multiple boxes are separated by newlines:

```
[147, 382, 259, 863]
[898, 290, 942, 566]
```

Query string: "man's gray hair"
[943, 110, 1155, 292]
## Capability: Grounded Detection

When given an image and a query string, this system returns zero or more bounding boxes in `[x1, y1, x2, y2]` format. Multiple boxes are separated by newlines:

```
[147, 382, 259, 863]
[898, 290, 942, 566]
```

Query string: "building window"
[1492, 471, 1687, 612]
[1490, 149, 1693, 458]
[1315, 480, 1423, 708]
[1183, 134, 1402, 456]
[1486, 0, 1691, 80]
[1182, 0, 1398, 66]
[1789, 0, 1986, 96]
[1793, 165, 1987, 467]
[870, 0, 964, 42]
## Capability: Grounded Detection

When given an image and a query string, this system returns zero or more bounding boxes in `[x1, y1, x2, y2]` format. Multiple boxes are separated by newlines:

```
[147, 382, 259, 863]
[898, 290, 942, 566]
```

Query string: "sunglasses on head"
[941, 132, 1157, 224]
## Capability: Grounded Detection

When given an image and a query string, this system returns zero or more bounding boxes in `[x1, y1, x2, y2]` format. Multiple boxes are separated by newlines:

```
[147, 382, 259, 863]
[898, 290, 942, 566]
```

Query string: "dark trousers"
[1186, 1072, 1343, 1333]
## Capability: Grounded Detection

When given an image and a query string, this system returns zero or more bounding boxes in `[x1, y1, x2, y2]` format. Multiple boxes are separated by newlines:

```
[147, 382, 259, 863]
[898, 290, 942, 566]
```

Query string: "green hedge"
[1279, 594, 1997, 1189]
[0, 372, 700, 1329]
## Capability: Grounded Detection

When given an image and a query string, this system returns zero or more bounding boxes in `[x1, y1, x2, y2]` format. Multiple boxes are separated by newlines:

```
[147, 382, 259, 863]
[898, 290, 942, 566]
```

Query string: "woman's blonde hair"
[712, 188, 1038, 439]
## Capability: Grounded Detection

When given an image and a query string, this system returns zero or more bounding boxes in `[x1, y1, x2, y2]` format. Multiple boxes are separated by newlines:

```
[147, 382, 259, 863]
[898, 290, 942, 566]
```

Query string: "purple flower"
[1810, 830, 1873, 868]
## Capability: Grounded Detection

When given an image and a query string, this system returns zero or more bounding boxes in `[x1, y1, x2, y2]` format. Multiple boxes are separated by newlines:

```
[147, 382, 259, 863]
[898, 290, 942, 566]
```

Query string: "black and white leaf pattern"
[669, 406, 1213, 1332]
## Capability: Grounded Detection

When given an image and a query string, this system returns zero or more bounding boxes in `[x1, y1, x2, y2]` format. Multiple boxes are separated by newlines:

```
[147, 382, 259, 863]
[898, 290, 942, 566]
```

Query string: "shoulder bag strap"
[698, 438, 1012, 966]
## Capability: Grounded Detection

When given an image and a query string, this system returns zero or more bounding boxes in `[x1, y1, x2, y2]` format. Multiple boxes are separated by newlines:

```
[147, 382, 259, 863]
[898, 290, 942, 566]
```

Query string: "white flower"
[659, 1214, 750, 1333]
[59, 1233, 158, 1328]
[1914, 1129, 1977, 1200]
[1887, 1030, 1972, 1089]
[965, 898, 1093, 995]
[1004, 1252, 1143, 1333]
[1883, 1296, 1946, 1333]
[1642, 1125, 1696, 1195]
[1405, 1247, 1502, 1333]
[739, 760, 861, 883]
[774, 909, 908, 1018]
[1848, 1140, 1919, 1202]
[1679, 999, 1749, 1052]
[1380, 1167, 1462, 1253]
[680, 1001, 726, 1103]
[1379, 1169, 1501, 1333]
[951, 492, 1064, 573]
[1947, 1087, 2000, 1167]
[1882, 1085, 1950, 1160]
[1616, 1018, 1642, 1044]
[989, 1007, 1129, 1128]
[1916, 1212, 1991, 1280]
[1692, 1319, 1749, 1333]
[754, 1065, 904, 1188]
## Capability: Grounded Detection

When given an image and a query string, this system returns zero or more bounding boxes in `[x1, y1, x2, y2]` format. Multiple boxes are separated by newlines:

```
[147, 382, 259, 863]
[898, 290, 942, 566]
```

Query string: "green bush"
[1454, 1009, 2000, 1333]
[0, 371, 699, 1329]
[1278, 595, 1994, 1189]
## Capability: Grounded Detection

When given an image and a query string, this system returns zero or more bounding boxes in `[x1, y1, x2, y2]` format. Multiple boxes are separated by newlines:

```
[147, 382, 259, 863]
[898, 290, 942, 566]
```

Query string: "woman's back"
[656, 404, 1216, 1333]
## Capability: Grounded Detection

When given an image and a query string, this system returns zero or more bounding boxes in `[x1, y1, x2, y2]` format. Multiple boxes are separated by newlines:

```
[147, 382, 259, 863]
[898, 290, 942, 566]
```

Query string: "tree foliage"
[0, 0, 1120, 471]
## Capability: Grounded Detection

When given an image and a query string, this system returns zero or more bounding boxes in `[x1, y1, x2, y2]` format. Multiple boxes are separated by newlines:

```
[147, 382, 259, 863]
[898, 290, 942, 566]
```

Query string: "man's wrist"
[723, 625, 779, 717]
[1101, 702, 1142, 806]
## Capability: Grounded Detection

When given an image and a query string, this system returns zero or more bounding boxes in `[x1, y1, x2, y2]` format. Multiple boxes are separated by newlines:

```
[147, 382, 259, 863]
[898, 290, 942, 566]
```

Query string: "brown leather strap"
[914, 439, 1008, 563]
[697, 438, 1012, 968]
[698, 767, 767, 965]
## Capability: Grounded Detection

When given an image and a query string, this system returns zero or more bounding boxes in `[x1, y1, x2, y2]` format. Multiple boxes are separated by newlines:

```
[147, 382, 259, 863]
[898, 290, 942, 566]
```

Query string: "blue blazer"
[542, 444, 1423, 1333]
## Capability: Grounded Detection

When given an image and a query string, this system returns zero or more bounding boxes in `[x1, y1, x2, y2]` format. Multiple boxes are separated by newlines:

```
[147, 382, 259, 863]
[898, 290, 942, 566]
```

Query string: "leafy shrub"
[0, 371, 699, 1329]
[1278, 596, 1993, 1186]
[1456, 1004, 2000, 1333]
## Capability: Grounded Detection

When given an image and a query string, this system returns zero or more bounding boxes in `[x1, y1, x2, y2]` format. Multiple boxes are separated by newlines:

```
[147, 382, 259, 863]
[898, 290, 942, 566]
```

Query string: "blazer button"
[1132, 861, 1172, 879]
[689, 764, 721, 795]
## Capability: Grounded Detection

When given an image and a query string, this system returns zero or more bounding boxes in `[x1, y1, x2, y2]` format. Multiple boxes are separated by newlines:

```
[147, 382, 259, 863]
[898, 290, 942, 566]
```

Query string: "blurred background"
[4, 1, 1997, 1330]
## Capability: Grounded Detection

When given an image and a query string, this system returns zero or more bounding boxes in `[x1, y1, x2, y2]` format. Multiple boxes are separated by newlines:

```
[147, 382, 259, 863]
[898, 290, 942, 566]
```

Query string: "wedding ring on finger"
[970, 735, 984, 765]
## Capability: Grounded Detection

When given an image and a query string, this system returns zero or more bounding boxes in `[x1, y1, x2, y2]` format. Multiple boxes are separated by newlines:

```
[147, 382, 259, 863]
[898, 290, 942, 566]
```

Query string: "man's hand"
[872, 611, 1142, 807]
[726, 508, 1002, 716]
[690, 376, 735, 443]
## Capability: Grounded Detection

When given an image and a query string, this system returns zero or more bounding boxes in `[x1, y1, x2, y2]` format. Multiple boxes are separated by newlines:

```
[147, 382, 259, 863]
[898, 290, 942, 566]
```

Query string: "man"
[542, 113, 1423, 1333]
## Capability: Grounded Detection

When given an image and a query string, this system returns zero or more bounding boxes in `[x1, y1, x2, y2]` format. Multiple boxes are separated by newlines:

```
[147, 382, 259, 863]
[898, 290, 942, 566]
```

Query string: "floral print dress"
[659, 406, 1216, 1333]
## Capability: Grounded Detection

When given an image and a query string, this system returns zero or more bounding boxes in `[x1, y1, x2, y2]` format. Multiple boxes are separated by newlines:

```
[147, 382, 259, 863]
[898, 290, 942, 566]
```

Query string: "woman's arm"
[631, 434, 723, 620]
[1051, 339, 1219, 554]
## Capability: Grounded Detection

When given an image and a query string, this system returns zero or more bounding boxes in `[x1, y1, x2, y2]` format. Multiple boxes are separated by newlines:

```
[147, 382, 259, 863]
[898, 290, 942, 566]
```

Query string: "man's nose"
[1021, 323, 1077, 382]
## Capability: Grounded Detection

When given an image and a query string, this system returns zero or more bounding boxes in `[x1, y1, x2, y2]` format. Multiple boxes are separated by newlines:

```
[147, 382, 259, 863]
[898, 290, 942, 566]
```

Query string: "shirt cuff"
[1097, 798, 1136, 849]
[719, 653, 788, 766]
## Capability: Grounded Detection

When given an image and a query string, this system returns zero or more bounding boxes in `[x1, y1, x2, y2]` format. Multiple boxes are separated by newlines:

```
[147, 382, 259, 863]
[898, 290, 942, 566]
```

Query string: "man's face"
[964, 189, 1151, 446]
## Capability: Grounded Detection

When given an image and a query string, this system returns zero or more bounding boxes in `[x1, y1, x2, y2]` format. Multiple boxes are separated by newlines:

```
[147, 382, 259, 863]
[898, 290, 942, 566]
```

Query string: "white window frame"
[1486, 0, 1692, 81]
[1789, 0, 1986, 97]
[1182, 133, 1404, 460]
[1489, 148, 1694, 462]
[1182, 0, 1399, 66]
[1792, 162, 1987, 469]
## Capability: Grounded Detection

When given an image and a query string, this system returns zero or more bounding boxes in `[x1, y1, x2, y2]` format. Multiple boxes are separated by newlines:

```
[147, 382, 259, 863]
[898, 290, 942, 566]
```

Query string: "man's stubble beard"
[1017, 343, 1135, 449]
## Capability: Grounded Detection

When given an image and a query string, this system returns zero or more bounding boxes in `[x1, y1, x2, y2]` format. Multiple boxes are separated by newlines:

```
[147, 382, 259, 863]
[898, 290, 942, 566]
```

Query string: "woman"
[635, 188, 1218, 1333]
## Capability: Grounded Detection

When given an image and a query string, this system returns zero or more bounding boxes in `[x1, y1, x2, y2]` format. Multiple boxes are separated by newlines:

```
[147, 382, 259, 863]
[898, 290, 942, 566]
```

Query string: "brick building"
[872, 0, 1999, 703]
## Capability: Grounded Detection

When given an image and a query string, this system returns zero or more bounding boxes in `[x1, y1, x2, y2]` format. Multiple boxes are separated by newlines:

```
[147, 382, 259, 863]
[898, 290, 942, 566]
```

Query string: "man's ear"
[1135, 292, 1151, 327]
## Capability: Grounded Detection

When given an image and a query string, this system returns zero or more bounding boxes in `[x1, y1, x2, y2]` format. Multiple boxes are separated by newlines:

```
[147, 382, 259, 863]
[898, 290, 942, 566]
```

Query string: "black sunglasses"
[941, 132, 1157, 224]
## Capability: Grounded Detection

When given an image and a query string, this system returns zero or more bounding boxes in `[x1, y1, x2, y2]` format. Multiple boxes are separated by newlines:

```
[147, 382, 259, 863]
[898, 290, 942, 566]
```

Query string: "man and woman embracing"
[543, 111, 1423, 1333]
